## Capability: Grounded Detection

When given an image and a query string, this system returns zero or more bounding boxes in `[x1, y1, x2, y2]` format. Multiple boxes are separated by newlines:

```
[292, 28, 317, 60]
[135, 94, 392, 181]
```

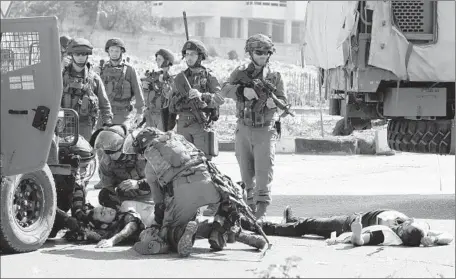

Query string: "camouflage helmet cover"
[67, 38, 93, 55]
[131, 127, 163, 154]
[181, 39, 208, 60]
[93, 125, 126, 153]
[155, 48, 175, 66]
[245, 34, 275, 54]
[105, 38, 126, 53]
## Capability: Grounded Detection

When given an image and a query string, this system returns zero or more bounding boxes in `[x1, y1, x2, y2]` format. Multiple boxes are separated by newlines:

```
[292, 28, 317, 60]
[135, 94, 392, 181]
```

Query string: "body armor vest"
[144, 71, 172, 112]
[142, 132, 204, 186]
[177, 68, 210, 112]
[100, 62, 132, 104]
[62, 66, 99, 119]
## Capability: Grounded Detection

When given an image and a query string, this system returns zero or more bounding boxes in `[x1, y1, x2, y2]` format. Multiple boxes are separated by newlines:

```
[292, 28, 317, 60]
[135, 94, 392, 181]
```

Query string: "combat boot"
[236, 231, 267, 250]
[133, 238, 170, 255]
[177, 221, 198, 257]
[255, 201, 269, 221]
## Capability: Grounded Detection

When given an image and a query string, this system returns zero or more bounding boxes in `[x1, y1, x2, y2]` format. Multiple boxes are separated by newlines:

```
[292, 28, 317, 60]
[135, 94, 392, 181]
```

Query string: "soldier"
[89, 125, 153, 207]
[62, 38, 113, 141]
[100, 38, 145, 128]
[124, 127, 267, 257]
[141, 49, 175, 131]
[168, 39, 224, 159]
[220, 34, 288, 221]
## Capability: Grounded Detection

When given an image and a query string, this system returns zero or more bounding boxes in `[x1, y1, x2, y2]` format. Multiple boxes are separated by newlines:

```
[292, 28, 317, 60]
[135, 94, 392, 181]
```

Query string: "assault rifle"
[232, 70, 295, 117]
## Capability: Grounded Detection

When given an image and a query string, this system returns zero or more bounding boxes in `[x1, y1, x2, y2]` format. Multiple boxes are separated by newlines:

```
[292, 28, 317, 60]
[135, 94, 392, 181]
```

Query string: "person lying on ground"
[242, 206, 453, 247]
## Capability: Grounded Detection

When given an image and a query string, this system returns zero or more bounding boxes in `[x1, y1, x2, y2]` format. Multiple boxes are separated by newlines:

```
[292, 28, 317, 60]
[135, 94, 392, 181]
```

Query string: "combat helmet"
[67, 38, 93, 55]
[131, 127, 163, 154]
[105, 38, 126, 53]
[155, 48, 175, 67]
[181, 39, 208, 60]
[245, 34, 275, 54]
[91, 125, 127, 153]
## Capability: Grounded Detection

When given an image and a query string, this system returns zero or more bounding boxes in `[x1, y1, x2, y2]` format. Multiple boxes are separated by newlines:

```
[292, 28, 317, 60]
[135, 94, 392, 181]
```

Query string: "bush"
[207, 46, 219, 58]
[227, 50, 238, 60]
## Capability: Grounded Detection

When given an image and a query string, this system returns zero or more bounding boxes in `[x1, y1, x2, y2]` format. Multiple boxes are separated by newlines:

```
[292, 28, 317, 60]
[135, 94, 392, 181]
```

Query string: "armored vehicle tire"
[0, 165, 56, 253]
[387, 119, 453, 155]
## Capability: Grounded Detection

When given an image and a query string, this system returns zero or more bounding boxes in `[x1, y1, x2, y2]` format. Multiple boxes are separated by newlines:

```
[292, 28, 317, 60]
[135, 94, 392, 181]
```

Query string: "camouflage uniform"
[91, 125, 152, 208]
[168, 40, 224, 159]
[100, 38, 145, 128]
[62, 38, 113, 141]
[142, 49, 176, 131]
[221, 34, 287, 219]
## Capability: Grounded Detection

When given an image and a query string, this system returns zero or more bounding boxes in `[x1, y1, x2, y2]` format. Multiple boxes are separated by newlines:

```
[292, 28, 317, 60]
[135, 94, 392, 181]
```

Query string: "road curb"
[218, 129, 395, 155]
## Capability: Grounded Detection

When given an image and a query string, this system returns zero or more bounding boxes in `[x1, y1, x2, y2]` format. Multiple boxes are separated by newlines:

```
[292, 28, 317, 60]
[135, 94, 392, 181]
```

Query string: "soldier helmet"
[105, 38, 126, 53]
[131, 127, 163, 154]
[245, 34, 275, 54]
[67, 38, 93, 55]
[92, 125, 127, 153]
[181, 39, 208, 60]
[60, 35, 72, 49]
[155, 48, 175, 66]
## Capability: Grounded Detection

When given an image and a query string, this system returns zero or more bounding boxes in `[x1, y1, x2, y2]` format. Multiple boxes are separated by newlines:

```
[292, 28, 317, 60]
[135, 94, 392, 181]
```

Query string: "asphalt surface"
[1, 152, 455, 278]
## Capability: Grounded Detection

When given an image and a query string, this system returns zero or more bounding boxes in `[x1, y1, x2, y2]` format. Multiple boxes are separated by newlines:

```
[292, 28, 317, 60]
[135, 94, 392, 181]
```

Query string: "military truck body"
[303, 0, 455, 154]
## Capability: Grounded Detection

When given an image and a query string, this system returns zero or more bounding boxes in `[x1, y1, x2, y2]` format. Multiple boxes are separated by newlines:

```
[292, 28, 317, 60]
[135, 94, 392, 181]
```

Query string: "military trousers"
[79, 118, 95, 142]
[176, 116, 214, 160]
[145, 109, 164, 131]
[112, 106, 133, 128]
[152, 169, 221, 228]
[234, 120, 278, 206]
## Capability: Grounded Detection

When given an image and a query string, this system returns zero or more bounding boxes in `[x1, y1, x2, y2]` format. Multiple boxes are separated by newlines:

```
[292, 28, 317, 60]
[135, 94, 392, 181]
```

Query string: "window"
[1, 32, 40, 74]
[152, 1, 163, 6]
[245, 1, 287, 7]
[221, 17, 235, 38]
[291, 21, 302, 44]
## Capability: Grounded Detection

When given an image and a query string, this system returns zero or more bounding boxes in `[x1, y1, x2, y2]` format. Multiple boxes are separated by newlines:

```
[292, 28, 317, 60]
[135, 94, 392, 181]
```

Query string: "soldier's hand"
[243, 88, 258, 100]
[118, 179, 139, 191]
[142, 80, 151, 89]
[188, 89, 202, 100]
[62, 56, 71, 68]
[96, 239, 114, 248]
[266, 97, 276, 109]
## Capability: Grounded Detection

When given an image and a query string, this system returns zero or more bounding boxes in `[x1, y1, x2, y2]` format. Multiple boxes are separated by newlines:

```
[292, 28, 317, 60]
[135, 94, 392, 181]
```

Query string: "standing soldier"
[62, 38, 113, 141]
[220, 34, 288, 221]
[168, 39, 224, 159]
[141, 49, 175, 131]
[100, 38, 145, 128]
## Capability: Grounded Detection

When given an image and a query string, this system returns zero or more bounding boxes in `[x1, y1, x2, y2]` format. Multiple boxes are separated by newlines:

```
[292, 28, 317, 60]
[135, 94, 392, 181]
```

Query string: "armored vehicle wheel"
[0, 165, 56, 253]
[387, 119, 453, 155]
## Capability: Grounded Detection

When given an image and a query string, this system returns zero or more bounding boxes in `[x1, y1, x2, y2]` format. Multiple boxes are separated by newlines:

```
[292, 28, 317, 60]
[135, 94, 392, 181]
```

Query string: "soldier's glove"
[243, 87, 258, 100]
[188, 89, 202, 100]
[266, 97, 276, 109]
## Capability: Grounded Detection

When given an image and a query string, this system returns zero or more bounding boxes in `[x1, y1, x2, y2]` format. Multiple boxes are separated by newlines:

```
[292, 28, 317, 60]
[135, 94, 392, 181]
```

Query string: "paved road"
[1, 152, 455, 278]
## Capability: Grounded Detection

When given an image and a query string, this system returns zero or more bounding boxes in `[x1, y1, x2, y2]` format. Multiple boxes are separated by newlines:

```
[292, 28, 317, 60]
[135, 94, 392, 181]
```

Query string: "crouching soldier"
[100, 38, 145, 128]
[89, 125, 153, 206]
[62, 38, 113, 141]
[122, 127, 269, 257]
[168, 39, 224, 160]
[141, 49, 176, 131]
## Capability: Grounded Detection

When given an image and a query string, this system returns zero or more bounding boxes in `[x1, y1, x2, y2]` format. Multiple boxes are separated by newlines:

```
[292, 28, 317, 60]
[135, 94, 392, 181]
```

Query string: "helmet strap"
[72, 56, 88, 68]
[110, 53, 122, 63]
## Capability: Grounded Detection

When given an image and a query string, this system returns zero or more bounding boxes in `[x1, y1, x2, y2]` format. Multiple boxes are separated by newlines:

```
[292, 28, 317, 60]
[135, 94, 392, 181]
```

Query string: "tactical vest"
[235, 64, 278, 126]
[104, 155, 145, 182]
[100, 62, 132, 103]
[62, 66, 100, 119]
[177, 68, 210, 112]
[144, 71, 172, 112]
[142, 132, 205, 186]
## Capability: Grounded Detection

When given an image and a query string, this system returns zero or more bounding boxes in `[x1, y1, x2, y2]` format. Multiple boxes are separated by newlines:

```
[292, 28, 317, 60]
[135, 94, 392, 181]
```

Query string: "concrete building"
[151, 1, 307, 44]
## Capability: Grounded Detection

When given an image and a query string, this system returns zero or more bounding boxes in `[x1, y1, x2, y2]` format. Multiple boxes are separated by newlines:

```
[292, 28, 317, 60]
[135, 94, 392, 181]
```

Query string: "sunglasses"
[254, 50, 270, 56]
[73, 53, 88, 57]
